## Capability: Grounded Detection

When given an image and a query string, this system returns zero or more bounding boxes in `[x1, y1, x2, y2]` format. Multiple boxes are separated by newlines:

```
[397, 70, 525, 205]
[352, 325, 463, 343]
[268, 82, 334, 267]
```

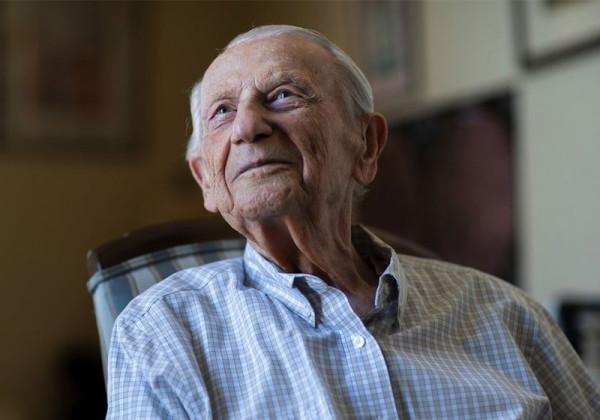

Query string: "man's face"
[190, 36, 364, 224]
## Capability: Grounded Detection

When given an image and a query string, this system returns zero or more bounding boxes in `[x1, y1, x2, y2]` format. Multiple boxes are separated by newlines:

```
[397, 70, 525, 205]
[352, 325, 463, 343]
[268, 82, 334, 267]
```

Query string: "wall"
[421, 0, 515, 103]
[519, 53, 600, 307]
[417, 0, 600, 308]
[0, 2, 352, 419]
[0, 3, 243, 419]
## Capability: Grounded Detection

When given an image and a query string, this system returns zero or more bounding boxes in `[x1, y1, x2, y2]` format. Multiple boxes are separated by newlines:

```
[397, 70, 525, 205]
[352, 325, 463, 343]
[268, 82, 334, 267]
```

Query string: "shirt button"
[351, 334, 366, 348]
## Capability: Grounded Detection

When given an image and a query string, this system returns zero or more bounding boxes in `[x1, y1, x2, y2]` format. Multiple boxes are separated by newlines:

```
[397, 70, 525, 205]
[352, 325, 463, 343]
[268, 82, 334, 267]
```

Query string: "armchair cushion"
[87, 238, 246, 379]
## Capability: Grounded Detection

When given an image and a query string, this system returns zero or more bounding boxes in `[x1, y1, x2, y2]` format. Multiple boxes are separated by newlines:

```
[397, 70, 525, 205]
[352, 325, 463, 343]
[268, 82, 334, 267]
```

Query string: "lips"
[235, 159, 292, 180]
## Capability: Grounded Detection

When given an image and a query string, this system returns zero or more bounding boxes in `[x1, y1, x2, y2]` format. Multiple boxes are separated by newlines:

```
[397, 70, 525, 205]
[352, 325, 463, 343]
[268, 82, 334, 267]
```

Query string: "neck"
[239, 205, 378, 317]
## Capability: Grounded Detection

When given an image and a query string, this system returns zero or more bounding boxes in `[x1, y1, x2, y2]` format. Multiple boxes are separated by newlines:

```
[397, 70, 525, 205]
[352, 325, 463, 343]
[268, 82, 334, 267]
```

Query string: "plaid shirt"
[107, 226, 600, 419]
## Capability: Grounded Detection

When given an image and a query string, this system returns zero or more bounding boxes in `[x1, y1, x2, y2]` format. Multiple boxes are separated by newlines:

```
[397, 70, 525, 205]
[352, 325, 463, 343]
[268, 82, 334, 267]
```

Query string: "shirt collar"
[242, 225, 407, 327]
[352, 225, 407, 314]
[243, 243, 317, 325]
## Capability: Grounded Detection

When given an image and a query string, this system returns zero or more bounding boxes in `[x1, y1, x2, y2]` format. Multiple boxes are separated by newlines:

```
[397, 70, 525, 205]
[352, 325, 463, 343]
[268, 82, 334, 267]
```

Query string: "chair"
[86, 219, 436, 381]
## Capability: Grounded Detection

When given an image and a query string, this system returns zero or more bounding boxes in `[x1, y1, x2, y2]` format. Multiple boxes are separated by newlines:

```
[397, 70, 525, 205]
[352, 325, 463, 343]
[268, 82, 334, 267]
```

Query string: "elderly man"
[107, 25, 599, 419]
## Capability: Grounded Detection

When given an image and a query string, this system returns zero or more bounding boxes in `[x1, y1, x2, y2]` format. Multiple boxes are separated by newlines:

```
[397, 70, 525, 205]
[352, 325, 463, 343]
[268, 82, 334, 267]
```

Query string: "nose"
[231, 101, 272, 144]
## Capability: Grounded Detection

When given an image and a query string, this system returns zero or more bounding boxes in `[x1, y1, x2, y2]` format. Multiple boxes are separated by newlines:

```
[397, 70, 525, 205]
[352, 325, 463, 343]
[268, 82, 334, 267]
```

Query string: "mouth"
[235, 159, 292, 180]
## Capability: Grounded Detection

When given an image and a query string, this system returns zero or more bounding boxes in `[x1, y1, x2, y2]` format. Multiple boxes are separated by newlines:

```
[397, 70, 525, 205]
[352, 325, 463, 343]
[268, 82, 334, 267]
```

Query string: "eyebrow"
[205, 88, 239, 112]
[261, 71, 313, 93]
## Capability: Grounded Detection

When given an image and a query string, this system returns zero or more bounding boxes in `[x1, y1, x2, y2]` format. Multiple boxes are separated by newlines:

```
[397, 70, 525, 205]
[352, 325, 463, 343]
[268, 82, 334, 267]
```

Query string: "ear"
[189, 158, 218, 213]
[353, 112, 388, 186]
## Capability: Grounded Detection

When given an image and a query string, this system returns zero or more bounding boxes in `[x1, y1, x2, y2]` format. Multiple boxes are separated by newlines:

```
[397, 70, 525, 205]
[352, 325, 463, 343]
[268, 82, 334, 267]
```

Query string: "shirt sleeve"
[105, 313, 203, 419]
[526, 300, 600, 418]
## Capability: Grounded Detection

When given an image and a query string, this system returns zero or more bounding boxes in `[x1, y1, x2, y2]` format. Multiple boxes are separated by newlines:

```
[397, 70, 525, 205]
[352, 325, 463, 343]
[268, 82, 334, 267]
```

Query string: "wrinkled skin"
[189, 36, 387, 317]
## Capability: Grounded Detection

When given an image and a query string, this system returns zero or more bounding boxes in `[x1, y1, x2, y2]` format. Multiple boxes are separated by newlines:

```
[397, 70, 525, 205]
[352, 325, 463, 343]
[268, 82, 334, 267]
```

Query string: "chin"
[234, 185, 300, 221]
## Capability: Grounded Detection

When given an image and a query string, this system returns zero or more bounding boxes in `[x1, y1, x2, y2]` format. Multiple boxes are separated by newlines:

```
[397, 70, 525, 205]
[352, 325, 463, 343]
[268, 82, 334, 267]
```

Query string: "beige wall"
[0, 2, 353, 419]
[421, 0, 515, 103]
[519, 53, 600, 307]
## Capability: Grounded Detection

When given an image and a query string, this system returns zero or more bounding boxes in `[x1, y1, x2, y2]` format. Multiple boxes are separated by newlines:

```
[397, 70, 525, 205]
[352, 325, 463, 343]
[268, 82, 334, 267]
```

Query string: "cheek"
[289, 108, 361, 203]
[200, 137, 234, 209]
[298, 111, 353, 179]
[280, 111, 331, 180]
[201, 137, 227, 180]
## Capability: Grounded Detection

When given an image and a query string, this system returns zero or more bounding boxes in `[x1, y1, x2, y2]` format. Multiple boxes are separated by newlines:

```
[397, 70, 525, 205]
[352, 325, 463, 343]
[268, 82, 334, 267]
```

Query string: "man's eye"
[216, 105, 231, 115]
[271, 89, 296, 102]
[276, 90, 291, 100]
[267, 90, 302, 110]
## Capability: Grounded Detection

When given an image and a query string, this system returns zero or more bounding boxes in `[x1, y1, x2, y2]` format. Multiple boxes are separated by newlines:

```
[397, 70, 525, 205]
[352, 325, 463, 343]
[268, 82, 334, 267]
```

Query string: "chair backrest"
[87, 219, 436, 381]
[87, 218, 242, 274]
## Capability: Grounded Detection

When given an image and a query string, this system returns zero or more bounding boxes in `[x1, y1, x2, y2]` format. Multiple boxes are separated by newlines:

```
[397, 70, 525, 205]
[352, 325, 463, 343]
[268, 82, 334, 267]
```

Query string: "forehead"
[201, 36, 337, 105]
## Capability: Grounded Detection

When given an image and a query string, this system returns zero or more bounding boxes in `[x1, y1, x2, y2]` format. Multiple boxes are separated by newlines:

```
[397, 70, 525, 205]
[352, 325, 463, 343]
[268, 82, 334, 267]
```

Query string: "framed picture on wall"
[3, 2, 132, 153]
[516, 0, 600, 69]
[351, 1, 421, 123]
[559, 298, 600, 384]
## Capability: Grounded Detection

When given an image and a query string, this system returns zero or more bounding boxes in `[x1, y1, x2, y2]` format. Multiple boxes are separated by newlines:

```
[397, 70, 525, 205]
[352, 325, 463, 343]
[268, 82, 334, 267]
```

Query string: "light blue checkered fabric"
[106, 227, 600, 419]
[87, 238, 245, 378]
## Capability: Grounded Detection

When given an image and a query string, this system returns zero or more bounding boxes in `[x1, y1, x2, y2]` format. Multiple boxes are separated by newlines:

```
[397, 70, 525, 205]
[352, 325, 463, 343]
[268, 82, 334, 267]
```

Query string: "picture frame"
[516, 0, 600, 69]
[352, 1, 421, 122]
[2, 2, 132, 154]
[559, 298, 600, 384]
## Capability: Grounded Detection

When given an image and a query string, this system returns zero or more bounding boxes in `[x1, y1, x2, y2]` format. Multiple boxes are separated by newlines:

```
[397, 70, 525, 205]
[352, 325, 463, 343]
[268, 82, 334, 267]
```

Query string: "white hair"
[186, 24, 374, 161]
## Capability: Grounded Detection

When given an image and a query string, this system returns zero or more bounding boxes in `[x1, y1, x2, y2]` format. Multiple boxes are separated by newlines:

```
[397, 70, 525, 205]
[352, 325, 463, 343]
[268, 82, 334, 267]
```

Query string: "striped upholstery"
[87, 238, 246, 378]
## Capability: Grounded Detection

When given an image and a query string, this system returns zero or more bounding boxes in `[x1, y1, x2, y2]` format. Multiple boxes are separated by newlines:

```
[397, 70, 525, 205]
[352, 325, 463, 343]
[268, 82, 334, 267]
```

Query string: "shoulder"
[115, 257, 245, 329]
[397, 254, 547, 327]
[399, 254, 525, 299]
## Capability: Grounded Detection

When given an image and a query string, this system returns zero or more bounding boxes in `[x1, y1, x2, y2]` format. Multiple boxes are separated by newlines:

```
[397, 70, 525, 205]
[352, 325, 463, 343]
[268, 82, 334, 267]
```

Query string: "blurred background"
[0, 1, 599, 419]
